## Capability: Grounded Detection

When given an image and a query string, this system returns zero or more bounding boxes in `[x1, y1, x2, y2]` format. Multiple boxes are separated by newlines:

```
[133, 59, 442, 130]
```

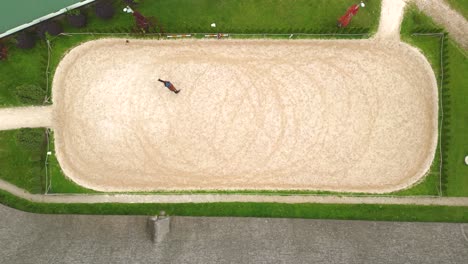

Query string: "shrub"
[14, 84, 45, 104]
[16, 32, 36, 49]
[95, 1, 115, 20]
[37, 21, 63, 38]
[0, 43, 7, 60]
[16, 129, 45, 151]
[133, 11, 150, 31]
[67, 10, 87, 28]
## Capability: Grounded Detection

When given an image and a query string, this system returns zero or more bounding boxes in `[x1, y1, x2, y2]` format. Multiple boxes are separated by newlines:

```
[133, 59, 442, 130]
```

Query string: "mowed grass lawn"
[135, 0, 381, 33]
[445, 42, 468, 196]
[0, 43, 46, 107]
[0, 129, 45, 193]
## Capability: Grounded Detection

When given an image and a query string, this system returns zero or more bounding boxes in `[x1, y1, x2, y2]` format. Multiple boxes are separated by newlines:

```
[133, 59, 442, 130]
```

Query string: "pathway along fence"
[41, 31, 448, 197]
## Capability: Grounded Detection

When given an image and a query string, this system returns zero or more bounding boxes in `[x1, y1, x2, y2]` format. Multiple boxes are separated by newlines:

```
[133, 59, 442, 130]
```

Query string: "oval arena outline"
[52, 39, 438, 192]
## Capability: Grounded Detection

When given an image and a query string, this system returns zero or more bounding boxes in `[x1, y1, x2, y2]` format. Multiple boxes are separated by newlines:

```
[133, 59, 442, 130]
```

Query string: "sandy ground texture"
[375, 0, 408, 41]
[52, 39, 438, 193]
[0, 106, 52, 130]
[414, 0, 468, 49]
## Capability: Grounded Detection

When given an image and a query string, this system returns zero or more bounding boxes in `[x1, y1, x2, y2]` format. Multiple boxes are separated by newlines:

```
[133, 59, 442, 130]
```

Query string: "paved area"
[0, 204, 467, 264]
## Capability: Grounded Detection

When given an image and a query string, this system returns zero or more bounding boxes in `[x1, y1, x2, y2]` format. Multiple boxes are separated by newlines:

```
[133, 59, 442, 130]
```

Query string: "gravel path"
[0, 106, 52, 130]
[414, 0, 468, 49]
[1, 179, 467, 206]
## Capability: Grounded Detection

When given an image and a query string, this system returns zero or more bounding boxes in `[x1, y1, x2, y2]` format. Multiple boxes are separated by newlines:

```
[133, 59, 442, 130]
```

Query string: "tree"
[95, 1, 115, 20]
[37, 21, 63, 38]
[67, 10, 87, 28]
[16, 32, 37, 49]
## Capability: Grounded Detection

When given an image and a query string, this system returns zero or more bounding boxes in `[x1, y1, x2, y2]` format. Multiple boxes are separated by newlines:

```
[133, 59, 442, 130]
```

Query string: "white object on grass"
[465, 155, 468, 165]
[360, 2, 365, 7]
[47, 151, 52, 155]
[124, 6, 134, 13]
[211, 23, 216, 27]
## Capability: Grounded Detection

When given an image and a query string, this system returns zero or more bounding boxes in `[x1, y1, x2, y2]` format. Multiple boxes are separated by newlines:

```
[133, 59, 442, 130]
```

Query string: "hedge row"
[439, 32, 450, 196]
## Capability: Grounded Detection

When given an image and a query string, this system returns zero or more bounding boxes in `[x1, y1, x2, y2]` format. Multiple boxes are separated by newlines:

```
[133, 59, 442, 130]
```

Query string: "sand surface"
[0, 106, 52, 130]
[375, 0, 407, 41]
[51, 39, 438, 192]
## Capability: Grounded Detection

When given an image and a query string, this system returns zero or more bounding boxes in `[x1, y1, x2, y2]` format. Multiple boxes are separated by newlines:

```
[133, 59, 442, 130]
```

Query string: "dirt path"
[414, 0, 468, 49]
[0, 178, 467, 206]
[0, 106, 53, 131]
[375, 0, 408, 41]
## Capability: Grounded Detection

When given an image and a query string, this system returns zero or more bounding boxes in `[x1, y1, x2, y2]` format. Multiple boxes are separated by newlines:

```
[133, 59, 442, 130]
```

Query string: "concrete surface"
[0, 204, 467, 264]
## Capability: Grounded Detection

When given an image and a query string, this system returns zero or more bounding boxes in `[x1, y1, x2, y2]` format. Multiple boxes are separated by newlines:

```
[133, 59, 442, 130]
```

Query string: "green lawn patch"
[444, 40, 468, 196]
[0, 129, 46, 193]
[134, 0, 381, 33]
[0, 42, 47, 107]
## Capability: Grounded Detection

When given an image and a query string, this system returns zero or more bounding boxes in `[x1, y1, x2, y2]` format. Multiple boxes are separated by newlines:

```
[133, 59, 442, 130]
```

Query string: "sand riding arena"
[52, 39, 438, 193]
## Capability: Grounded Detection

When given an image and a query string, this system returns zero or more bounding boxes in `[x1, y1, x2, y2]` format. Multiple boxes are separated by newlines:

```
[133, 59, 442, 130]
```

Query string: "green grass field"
[0, 129, 46, 193]
[73, 0, 381, 33]
[0, 43, 47, 107]
[445, 42, 468, 196]
[134, 0, 381, 33]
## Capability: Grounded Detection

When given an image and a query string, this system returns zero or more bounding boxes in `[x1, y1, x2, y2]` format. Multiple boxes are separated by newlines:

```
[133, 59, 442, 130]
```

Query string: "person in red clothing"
[158, 79, 180, 94]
